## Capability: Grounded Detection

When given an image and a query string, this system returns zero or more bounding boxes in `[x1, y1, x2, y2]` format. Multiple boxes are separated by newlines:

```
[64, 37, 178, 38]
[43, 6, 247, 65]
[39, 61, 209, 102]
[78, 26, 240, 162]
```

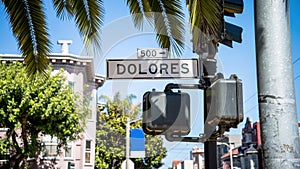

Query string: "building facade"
[190, 147, 204, 169]
[172, 160, 193, 169]
[0, 41, 104, 169]
[220, 118, 261, 169]
[217, 134, 242, 168]
[242, 117, 261, 149]
[171, 147, 204, 169]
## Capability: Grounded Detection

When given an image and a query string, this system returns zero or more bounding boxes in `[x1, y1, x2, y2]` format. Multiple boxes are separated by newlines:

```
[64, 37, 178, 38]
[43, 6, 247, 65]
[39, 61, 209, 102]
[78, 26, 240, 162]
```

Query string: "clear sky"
[1, 1, 300, 168]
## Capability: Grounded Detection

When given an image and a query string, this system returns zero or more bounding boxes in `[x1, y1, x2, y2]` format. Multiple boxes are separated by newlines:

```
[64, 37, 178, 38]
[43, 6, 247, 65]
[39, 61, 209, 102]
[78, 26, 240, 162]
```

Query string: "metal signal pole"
[204, 89, 218, 169]
[202, 56, 218, 169]
[255, 0, 300, 168]
[126, 117, 130, 169]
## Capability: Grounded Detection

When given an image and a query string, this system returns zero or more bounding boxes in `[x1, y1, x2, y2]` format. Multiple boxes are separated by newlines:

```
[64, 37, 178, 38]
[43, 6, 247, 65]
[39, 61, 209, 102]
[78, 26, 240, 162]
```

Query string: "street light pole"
[126, 117, 130, 169]
[218, 142, 233, 169]
[229, 144, 233, 169]
[125, 116, 141, 169]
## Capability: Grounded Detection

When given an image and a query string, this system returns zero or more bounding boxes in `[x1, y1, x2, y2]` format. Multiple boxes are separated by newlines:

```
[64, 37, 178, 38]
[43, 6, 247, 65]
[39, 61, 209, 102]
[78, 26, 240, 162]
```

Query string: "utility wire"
[293, 56, 300, 64]
[295, 74, 300, 81]
[244, 104, 258, 116]
[172, 143, 192, 160]
[244, 92, 257, 104]
[243, 55, 300, 116]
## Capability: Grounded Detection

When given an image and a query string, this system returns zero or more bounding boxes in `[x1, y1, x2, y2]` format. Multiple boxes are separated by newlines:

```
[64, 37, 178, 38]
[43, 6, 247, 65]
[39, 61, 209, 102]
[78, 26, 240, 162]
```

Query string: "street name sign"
[130, 128, 145, 158]
[106, 58, 199, 79]
[137, 48, 168, 59]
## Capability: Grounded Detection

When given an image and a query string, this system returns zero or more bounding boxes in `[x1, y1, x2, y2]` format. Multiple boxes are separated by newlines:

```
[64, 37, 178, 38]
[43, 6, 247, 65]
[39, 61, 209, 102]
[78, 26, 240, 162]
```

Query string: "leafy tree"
[0, 63, 86, 169]
[1, 0, 221, 76]
[95, 93, 166, 169]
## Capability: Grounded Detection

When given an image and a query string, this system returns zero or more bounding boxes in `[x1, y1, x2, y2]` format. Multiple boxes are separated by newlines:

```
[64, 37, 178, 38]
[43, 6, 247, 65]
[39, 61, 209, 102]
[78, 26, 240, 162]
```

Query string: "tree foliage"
[95, 93, 166, 169]
[0, 63, 86, 169]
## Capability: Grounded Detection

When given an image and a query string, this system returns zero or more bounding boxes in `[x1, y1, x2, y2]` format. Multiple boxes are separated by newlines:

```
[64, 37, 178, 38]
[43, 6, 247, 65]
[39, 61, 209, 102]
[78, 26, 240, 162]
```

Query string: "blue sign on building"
[130, 128, 145, 158]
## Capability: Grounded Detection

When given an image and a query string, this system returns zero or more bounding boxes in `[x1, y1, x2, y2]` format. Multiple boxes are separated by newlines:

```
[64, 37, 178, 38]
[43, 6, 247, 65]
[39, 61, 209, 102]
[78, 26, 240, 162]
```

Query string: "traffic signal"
[219, 0, 244, 47]
[205, 74, 243, 134]
[68, 162, 75, 169]
[142, 90, 190, 136]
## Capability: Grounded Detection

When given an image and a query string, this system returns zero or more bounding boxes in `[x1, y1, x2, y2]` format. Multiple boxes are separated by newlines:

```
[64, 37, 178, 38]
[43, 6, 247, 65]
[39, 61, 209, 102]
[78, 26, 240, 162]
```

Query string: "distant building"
[172, 160, 183, 169]
[240, 117, 300, 169]
[241, 117, 262, 169]
[0, 41, 105, 169]
[221, 117, 262, 169]
[173, 160, 193, 169]
[217, 134, 242, 168]
[220, 147, 241, 168]
[242, 117, 261, 149]
[171, 146, 204, 169]
[220, 117, 261, 169]
[190, 146, 204, 169]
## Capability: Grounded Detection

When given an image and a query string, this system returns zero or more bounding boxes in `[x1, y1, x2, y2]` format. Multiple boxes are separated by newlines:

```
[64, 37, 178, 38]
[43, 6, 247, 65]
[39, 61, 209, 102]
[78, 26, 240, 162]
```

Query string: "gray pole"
[126, 117, 130, 169]
[254, 0, 300, 168]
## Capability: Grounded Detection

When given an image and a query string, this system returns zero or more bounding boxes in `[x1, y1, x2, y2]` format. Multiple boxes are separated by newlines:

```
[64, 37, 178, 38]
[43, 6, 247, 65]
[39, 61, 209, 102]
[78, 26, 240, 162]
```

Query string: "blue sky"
[1, 1, 300, 168]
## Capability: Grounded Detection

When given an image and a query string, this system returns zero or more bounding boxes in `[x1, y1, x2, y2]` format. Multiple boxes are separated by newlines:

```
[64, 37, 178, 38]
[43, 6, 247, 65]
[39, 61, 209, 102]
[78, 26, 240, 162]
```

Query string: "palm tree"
[1, 0, 221, 76]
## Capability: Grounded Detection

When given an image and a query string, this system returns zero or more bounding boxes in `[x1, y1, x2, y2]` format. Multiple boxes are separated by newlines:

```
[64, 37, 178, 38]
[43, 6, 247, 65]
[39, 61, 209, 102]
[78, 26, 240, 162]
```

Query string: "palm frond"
[126, 0, 144, 29]
[113, 92, 121, 104]
[187, 0, 222, 47]
[141, 0, 154, 21]
[99, 95, 112, 104]
[134, 0, 185, 57]
[72, 0, 104, 54]
[2, 0, 51, 76]
[160, 0, 185, 56]
[52, 0, 74, 20]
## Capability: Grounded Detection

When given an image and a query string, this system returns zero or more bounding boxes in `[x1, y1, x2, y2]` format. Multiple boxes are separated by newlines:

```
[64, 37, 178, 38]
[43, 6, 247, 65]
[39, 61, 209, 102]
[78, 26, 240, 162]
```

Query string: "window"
[69, 81, 74, 91]
[194, 155, 199, 164]
[85, 152, 91, 163]
[85, 140, 92, 164]
[245, 133, 252, 143]
[0, 128, 8, 132]
[85, 96, 93, 119]
[42, 135, 58, 158]
[65, 142, 73, 158]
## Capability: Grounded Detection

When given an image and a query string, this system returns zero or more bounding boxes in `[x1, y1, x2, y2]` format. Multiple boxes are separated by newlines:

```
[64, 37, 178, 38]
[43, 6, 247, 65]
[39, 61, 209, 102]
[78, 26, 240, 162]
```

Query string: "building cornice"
[0, 54, 105, 88]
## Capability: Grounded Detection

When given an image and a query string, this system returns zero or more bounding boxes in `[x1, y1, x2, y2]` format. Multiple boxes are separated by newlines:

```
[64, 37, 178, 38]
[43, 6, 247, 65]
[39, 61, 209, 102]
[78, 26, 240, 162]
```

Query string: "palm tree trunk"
[255, 0, 300, 168]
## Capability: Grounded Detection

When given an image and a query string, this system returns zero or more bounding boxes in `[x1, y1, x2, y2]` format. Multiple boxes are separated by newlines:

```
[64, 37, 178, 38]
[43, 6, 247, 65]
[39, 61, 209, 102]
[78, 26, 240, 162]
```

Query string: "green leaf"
[2, 0, 50, 76]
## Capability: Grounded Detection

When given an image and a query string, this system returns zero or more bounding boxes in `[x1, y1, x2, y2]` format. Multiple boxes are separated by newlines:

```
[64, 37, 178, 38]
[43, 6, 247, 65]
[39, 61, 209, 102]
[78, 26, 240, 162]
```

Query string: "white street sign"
[106, 59, 199, 79]
[137, 48, 168, 59]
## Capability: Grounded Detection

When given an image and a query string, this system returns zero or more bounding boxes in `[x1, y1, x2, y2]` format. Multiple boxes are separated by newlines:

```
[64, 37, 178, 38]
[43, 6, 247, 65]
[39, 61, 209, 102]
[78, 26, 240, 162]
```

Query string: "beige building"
[0, 41, 104, 169]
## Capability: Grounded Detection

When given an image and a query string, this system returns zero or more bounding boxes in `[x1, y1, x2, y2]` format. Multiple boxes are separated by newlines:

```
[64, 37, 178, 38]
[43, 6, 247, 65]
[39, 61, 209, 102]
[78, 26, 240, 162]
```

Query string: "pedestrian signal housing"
[142, 90, 190, 136]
